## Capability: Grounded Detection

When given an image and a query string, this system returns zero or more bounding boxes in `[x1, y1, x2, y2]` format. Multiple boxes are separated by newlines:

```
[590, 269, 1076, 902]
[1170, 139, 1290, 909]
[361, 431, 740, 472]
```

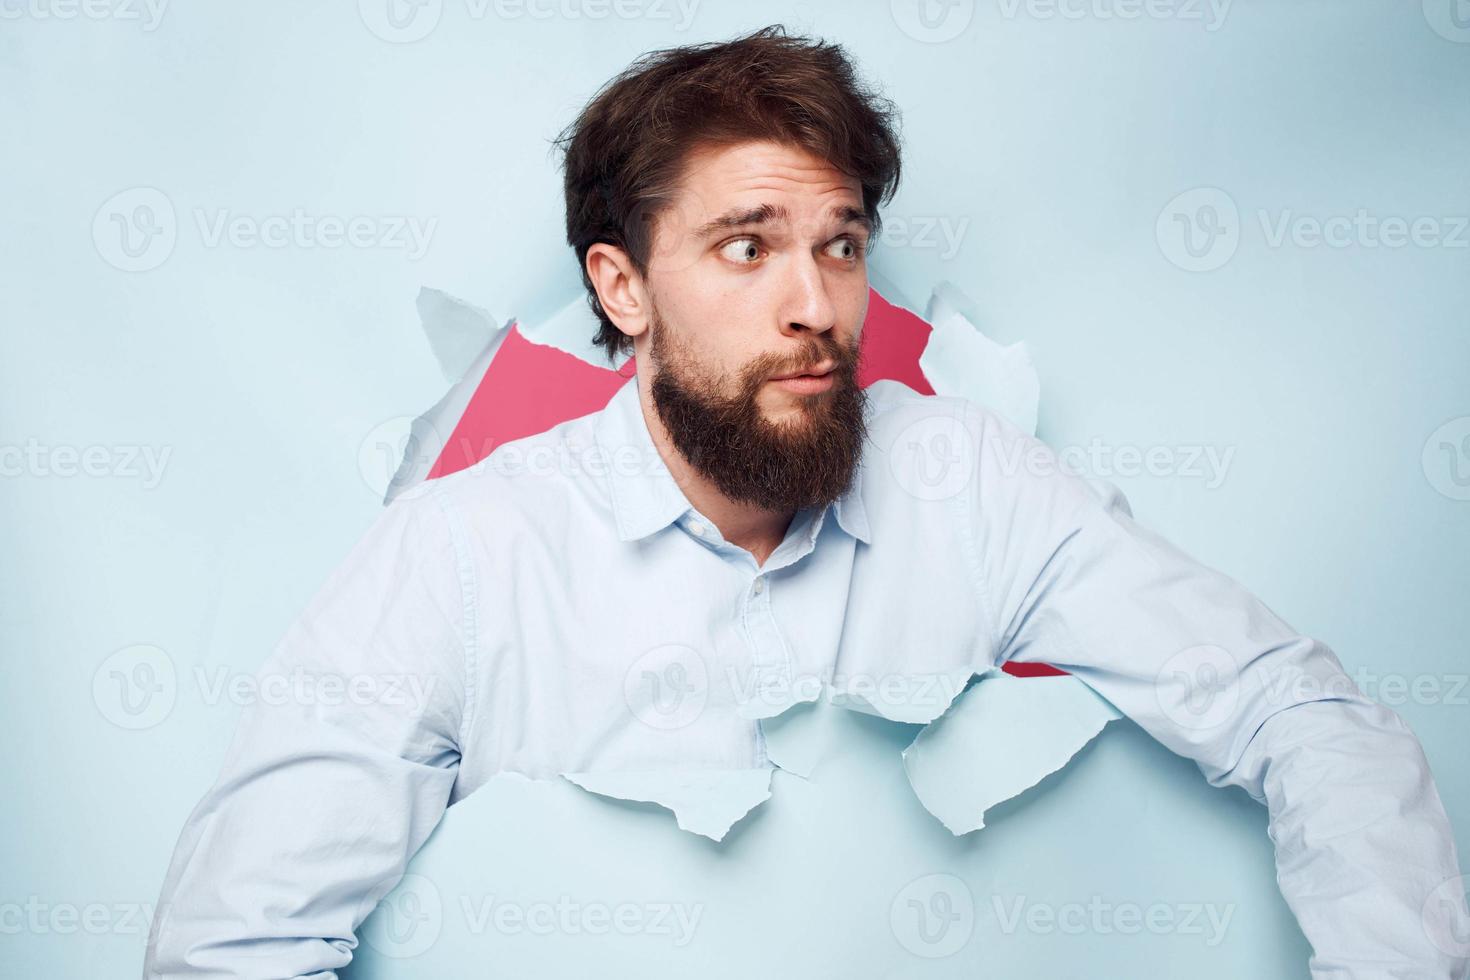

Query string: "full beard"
[648, 310, 869, 513]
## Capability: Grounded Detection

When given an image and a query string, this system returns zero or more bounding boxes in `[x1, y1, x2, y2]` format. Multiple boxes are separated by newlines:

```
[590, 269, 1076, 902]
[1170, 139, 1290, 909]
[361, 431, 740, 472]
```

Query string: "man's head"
[556, 26, 902, 511]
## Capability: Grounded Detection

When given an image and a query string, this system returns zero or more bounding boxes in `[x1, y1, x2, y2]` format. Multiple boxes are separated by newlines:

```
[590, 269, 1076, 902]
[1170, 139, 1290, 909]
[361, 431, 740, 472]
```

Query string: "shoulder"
[859, 379, 1021, 473]
[859, 381, 1121, 516]
[408, 408, 611, 531]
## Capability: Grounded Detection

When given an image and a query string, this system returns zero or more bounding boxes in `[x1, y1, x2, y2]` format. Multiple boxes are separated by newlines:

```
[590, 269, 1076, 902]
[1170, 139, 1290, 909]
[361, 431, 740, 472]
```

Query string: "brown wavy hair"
[553, 24, 904, 364]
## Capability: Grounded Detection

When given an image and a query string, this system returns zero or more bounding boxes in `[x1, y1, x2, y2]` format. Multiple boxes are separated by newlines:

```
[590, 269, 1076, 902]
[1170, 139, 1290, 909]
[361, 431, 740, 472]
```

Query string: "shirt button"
[753, 577, 765, 595]
[689, 523, 706, 538]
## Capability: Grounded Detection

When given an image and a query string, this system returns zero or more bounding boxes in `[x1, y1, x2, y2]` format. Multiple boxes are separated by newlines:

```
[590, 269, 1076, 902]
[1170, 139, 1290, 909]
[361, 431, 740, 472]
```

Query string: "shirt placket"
[679, 507, 828, 716]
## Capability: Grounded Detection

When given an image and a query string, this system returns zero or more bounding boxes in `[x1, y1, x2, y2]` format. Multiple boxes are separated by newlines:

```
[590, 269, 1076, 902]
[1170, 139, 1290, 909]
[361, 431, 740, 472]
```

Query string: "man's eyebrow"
[693, 202, 873, 240]
[831, 204, 874, 236]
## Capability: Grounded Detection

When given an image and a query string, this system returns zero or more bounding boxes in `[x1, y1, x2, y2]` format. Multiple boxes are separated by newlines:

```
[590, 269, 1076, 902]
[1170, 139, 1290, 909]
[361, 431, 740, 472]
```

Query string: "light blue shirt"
[145, 374, 1468, 978]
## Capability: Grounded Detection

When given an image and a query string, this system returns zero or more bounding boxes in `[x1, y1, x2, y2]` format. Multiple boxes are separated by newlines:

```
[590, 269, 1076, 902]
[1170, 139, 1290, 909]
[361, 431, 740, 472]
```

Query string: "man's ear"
[585, 243, 652, 342]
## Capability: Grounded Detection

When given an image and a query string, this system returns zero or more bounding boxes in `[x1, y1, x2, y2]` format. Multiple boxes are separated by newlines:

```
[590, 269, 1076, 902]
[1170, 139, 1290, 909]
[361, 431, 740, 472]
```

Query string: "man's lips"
[769, 361, 835, 381]
[768, 361, 837, 395]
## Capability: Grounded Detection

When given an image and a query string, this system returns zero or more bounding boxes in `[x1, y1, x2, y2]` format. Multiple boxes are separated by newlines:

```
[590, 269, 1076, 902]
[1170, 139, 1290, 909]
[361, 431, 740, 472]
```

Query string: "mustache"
[742, 334, 862, 390]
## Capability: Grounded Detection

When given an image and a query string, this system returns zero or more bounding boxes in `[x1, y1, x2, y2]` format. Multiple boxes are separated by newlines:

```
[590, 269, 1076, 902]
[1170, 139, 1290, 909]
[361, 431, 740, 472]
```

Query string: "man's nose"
[780, 252, 838, 337]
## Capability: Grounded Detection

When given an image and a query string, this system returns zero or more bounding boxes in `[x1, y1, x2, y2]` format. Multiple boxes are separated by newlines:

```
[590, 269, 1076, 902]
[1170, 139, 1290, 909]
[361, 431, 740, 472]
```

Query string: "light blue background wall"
[2, 1, 1466, 976]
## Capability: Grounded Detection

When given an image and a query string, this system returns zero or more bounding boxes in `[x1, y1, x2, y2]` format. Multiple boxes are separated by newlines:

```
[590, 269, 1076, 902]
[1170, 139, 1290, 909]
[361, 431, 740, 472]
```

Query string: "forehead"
[671, 140, 862, 213]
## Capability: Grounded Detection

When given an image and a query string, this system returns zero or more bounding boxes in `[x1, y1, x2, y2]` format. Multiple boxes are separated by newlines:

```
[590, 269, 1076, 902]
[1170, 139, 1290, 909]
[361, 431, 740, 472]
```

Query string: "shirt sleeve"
[143, 480, 473, 979]
[960, 404, 1469, 979]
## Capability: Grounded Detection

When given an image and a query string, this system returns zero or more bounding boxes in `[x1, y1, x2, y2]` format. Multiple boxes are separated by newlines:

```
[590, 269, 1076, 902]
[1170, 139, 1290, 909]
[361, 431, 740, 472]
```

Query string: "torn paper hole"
[384, 288, 625, 505]
[758, 700, 829, 779]
[561, 769, 773, 842]
[921, 280, 1040, 437]
[902, 668, 1123, 835]
[514, 293, 610, 367]
[417, 286, 507, 383]
[554, 663, 1120, 844]
[389, 280, 1116, 842]
[385, 289, 511, 504]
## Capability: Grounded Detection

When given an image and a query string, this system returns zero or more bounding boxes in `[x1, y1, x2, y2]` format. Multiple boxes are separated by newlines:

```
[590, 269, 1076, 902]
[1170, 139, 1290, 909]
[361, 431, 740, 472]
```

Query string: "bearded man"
[145, 25, 1467, 980]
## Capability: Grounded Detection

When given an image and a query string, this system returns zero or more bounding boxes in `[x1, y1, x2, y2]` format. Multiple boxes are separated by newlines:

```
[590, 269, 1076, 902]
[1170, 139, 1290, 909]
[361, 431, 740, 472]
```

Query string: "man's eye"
[719, 238, 762, 264]
[825, 236, 864, 261]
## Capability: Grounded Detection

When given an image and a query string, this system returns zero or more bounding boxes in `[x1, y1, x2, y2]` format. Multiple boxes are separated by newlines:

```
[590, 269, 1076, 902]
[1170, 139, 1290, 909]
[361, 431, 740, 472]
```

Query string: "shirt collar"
[592, 375, 871, 545]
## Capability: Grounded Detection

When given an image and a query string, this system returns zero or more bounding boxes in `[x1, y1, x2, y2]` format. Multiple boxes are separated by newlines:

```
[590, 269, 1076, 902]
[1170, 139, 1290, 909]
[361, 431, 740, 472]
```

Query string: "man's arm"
[144, 480, 473, 978]
[959, 404, 1468, 978]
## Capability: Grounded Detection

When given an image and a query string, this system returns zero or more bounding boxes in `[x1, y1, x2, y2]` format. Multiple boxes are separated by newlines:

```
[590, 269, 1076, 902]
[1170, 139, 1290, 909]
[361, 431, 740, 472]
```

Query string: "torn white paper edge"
[902, 669, 1123, 836]
[922, 281, 1040, 437]
[418, 286, 507, 382]
[384, 289, 511, 505]
[561, 769, 773, 842]
[515, 293, 609, 368]
[758, 701, 827, 778]
[822, 670, 975, 726]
